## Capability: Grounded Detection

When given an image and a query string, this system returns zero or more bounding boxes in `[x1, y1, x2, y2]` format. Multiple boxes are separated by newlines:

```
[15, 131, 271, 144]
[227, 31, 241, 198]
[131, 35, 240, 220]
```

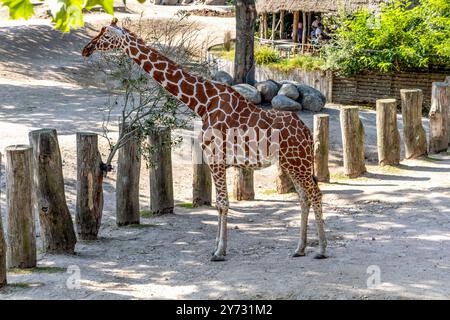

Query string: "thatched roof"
[255, 0, 389, 13]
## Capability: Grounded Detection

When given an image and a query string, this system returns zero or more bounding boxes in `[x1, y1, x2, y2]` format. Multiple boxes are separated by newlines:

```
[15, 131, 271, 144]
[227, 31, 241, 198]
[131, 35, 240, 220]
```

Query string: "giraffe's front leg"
[210, 165, 229, 262]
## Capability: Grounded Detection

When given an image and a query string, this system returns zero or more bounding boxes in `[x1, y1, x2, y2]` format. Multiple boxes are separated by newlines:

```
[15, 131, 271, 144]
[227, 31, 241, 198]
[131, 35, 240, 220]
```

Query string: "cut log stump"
[376, 99, 401, 165]
[148, 128, 174, 214]
[400, 89, 427, 159]
[76, 132, 104, 240]
[6, 145, 36, 268]
[29, 129, 76, 254]
[313, 114, 330, 182]
[116, 124, 141, 226]
[429, 82, 450, 154]
[340, 106, 366, 178]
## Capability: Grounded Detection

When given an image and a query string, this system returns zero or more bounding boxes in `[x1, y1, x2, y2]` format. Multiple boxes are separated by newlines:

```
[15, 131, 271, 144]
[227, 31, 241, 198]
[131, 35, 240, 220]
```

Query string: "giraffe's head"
[82, 18, 126, 57]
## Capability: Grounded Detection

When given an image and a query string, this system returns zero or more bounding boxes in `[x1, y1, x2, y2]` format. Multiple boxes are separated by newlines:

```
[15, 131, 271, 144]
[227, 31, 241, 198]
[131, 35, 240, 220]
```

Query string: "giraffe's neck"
[121, 33, 213, 118]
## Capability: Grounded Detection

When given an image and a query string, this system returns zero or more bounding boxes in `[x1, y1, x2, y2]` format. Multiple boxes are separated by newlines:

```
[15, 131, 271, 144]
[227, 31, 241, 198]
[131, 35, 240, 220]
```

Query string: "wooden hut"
[256, 0, 387, 53]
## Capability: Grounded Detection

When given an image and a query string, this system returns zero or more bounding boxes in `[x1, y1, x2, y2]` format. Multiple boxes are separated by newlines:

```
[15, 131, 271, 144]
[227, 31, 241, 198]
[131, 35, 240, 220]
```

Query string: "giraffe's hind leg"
[289, 170, 327, 259]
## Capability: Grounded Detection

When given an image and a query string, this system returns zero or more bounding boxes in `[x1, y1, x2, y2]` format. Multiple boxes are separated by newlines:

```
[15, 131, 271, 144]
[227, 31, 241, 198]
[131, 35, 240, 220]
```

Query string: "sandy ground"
[1, 5, 450, 300]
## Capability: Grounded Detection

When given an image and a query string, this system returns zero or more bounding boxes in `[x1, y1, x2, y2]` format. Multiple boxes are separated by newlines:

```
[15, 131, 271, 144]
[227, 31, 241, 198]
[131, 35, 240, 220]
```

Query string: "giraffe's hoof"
[211, 255, 226, 262]
[292, 252, 306, 258]
[313, 253, 327, 259]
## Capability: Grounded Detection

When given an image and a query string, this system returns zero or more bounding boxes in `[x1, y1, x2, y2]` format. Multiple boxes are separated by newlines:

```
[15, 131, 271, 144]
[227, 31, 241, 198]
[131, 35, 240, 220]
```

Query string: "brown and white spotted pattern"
[82, 20, 327, 261]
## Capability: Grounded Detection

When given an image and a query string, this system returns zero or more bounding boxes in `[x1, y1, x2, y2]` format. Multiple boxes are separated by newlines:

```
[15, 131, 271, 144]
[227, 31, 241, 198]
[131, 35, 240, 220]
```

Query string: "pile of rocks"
[212, 71, 326, 112]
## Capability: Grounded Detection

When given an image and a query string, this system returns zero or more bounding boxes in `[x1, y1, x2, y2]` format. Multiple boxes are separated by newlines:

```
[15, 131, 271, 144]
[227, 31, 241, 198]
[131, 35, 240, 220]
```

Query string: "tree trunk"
[313, 114, 330, 182]
[76, 132, 104, 240]
[276, 163, 295, 193]
[292, 11, 299, 43]
[29, 129, 76, 254]
[400, 89, 427, 159]
[116, 124, 141, 226]
[233, 167, 255, 200]
[279, 10, 284, 39]
[148, 128, 174, 214]
[271, 12, 277, 41]
[0, 153, 7, 287]
[340, 106, 366, 178]
[234, 0, 256, 201]
[376, 99, 401, 165]
[428, 82, 450, 154]
[192, 140, 212, 207]
[6, 145, 36, 268]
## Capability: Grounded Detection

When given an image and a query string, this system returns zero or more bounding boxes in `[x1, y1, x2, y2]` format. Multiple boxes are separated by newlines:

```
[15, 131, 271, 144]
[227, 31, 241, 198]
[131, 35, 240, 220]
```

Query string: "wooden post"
[400, 89, 427, 159]
[76, 132, 104, 240]
[428, 82, 450, 154]
[340, 106, 366, 178]
[116, 124, 141, 226]
[6, 145, 36, 268]
[276, 164, 295, 193]
[262, 12, 268, 39]
[233, 168, 255, 200]
[292, 11, 299, 43]
[0, 152, 7, 288]
[192, 140, 212, 207]
[307, 12, 312, 40]
[29, 129, 76, 254]
[279, 10, 285, 39]
[314, 114, 330, 182]
[376, 99, 401, 165]
[148, 128, 174, 214]
[271, 12, 277, 41]
[302, 11, 307, 53]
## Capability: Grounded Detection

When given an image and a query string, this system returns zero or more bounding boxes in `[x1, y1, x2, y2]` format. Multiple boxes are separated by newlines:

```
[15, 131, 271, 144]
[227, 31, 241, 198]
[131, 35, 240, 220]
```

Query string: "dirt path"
[1, 8, 450, 300]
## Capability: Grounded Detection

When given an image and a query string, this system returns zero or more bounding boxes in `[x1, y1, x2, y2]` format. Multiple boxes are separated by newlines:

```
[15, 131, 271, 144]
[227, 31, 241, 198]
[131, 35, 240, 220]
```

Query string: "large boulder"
[255, 80, 279, 103]
[296, 84, 326, 112]
[161, 0, 179, 4]
[232, 84, 262, 104]
[278, 83, 299, 100]
[213, 70, 233, 86]
[204, 0, 226, 4]
[271, 95, 302, 111]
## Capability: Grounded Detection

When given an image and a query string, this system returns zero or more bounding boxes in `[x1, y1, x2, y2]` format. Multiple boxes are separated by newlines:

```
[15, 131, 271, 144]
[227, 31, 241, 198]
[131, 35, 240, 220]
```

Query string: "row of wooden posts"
[0, 82, 449, 287]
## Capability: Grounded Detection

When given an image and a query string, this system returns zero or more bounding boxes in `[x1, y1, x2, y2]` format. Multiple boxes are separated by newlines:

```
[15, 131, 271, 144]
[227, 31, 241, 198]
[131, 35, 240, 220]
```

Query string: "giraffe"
[82, 19, 327, 261]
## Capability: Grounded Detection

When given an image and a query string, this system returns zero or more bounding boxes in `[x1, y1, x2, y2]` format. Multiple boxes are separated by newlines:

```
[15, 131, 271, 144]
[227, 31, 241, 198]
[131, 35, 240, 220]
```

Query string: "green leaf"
[85, 0, 114, 15]
[50, 0, 84, 32]
[0, 0, 34, 20]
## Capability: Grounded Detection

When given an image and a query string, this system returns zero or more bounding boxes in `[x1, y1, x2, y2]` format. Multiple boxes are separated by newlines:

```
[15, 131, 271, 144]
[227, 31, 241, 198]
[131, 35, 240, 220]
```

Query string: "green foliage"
[323, 0, 450, 75]
[1, 0, 33, 20]
[254, 46, 280, 65]
[0, 0, 114, 32]
[269, 55, 325, 72]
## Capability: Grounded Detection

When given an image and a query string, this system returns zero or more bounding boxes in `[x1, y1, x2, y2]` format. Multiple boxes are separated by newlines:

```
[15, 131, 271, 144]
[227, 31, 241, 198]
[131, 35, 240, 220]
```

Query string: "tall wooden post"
[279, 10, 285, 39]
[271, 12, 277, 41]
[428, 82, 450, 154]
[116, 124, 141, 226]
[302, 12, 307, 53]
[400, 89, 427, 159]
[148, 128, 174, 214]
[76, 132, 104, 240]
[340, 106, 366, 178]
[233, 168, 255, 200]
[313, 114, 330, 182]
[29, 129, 76, 254]
[0, 153, 7, 287]
[376, 99, 401, 165]
[292, 11, 299, 43]
[6, 145, 36, 268]
[192, 140, 212, 207]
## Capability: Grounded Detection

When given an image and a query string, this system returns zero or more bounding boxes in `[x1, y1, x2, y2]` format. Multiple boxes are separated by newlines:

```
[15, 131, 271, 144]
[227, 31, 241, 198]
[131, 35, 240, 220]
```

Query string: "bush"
[254, 46, 280, 65]
[323, 0, 450, 76]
